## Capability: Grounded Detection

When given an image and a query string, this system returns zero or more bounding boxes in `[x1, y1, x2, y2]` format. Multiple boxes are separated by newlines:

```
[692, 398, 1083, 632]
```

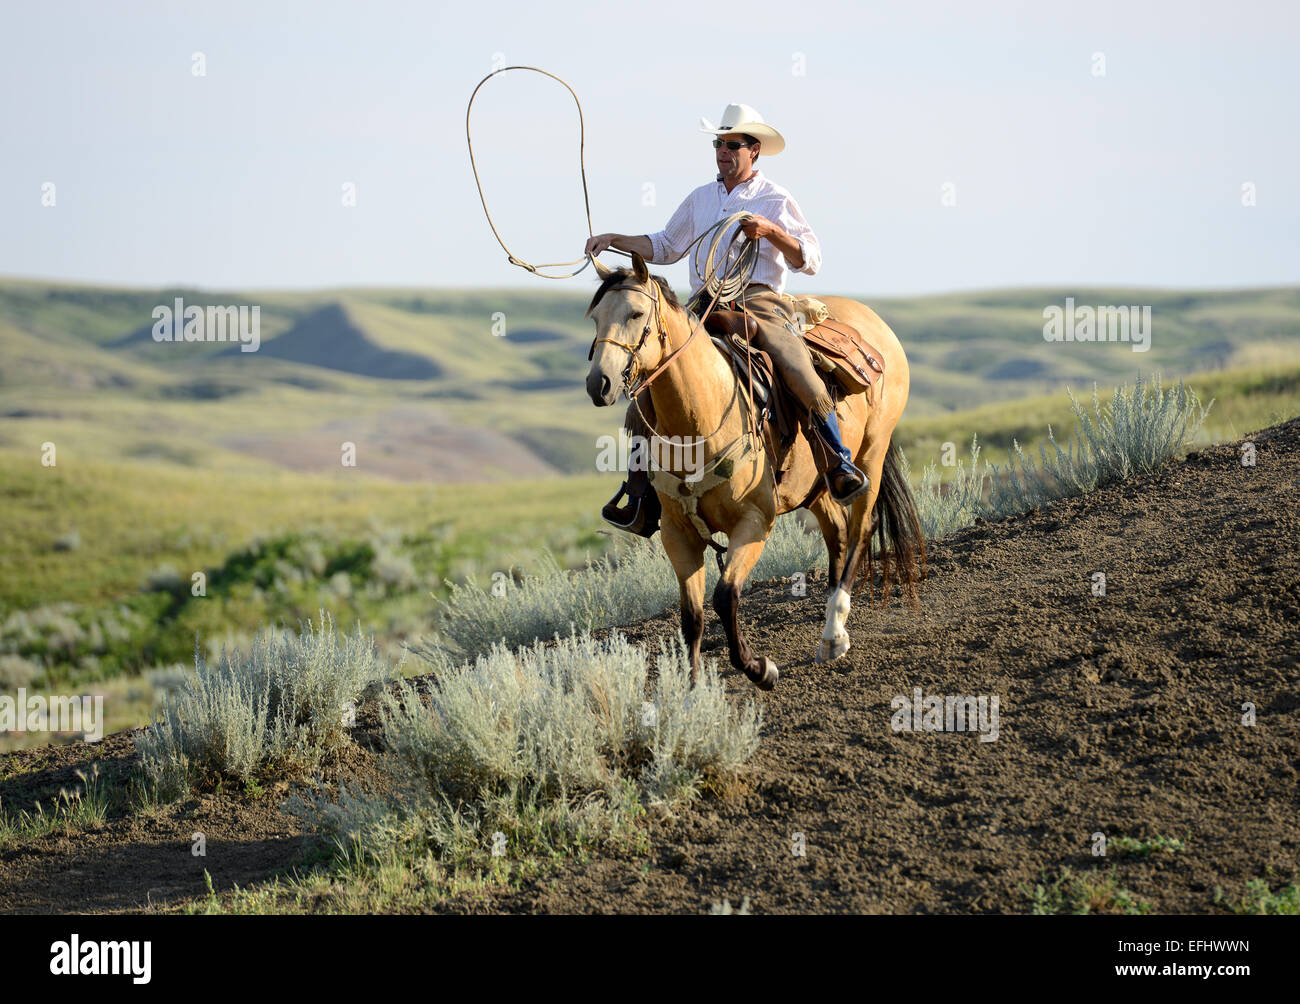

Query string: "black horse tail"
[860, 440, 927, 608]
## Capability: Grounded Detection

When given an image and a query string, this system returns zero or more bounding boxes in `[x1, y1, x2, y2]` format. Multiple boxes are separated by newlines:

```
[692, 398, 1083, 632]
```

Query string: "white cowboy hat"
[698, 103, 785, 155]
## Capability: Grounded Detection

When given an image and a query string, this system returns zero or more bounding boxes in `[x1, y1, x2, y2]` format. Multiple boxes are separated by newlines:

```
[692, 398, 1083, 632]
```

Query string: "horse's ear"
[590, 253, 613, 279]
[631, 252, 649, 283]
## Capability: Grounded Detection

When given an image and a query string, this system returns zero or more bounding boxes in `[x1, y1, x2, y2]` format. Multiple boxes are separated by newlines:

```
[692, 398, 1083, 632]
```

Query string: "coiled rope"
[683, 212, 761, 311]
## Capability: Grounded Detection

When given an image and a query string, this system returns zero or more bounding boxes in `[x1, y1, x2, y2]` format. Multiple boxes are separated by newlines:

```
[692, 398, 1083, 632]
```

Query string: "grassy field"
[0, 448, 616, 749]
[1, 276, 1297, 750]
[0, 448, 613, 612]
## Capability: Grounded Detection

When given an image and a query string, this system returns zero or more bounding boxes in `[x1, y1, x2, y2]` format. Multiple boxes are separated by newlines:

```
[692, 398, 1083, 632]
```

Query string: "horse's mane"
[586, 268, 681, 317]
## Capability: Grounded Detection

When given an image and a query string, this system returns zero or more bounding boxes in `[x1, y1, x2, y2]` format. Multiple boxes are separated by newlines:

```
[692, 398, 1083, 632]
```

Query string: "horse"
[585, 252, 924, 689]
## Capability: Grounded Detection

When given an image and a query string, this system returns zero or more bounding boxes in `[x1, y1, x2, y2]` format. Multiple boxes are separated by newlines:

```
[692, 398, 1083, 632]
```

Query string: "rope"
[684, 212, 762, 309]
[467, 65, 763, 295]
[466, 65, 597, 279]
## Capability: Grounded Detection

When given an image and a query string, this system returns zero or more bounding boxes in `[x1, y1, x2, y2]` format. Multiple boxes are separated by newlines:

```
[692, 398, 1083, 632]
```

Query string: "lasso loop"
[466, 65, 599, 279]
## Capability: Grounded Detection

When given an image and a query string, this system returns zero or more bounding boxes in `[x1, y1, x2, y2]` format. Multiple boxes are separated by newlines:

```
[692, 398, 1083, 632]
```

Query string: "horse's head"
[584, 253, 680, 406]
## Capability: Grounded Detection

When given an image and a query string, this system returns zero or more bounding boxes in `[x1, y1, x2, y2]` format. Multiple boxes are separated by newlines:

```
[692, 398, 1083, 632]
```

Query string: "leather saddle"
[801, 319, 885, 401]
[701, 309, 780, 417]
[700, 306, 886, 406]
[695, 309, 795, 479]
[695, 306, 887, 488]
[702, 309, 769, 405]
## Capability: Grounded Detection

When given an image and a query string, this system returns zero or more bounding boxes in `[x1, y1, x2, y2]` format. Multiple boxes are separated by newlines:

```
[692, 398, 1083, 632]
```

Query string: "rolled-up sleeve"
[778, 195, 821, 276]
[646, 193, 695, 265]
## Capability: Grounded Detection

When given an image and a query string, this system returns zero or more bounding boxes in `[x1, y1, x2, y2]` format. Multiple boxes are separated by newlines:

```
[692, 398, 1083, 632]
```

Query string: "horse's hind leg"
[712, 512, 779, 689]
[660, 519, 707, 682]
[808, 495, 849, 586]
[809, 495, 852, 662]
[816, 437, 889, 662]
[816, 498, 872, 662]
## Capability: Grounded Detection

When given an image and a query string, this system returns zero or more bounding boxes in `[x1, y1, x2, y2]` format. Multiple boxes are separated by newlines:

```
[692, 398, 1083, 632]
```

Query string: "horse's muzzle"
[587, 371, 616, 406]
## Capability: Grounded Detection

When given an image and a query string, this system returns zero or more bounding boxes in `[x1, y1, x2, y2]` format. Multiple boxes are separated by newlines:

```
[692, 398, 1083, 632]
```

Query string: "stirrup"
[601, 480, 661, 538]
[806, 411, 869, 506]
[825, 463, 871, 506]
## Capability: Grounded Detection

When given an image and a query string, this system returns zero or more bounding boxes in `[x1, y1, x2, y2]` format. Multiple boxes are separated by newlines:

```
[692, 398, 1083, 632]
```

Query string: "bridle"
[588, 278, 714, 396]
[587, 281, 668, 393]
[586, 268, 733, 397]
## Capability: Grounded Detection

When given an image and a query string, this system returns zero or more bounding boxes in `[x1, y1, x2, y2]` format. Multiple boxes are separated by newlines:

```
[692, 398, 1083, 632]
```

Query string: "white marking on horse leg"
[816, 586, 852, 661]
[822, 585, 850, 639]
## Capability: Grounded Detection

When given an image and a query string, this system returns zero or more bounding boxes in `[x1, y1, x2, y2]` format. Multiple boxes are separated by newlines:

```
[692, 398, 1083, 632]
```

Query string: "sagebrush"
[910, 374, 1210, 537]
[299, 631, 761, 868]
[136, 612, 393, 797]
[436, 515, 826, 661]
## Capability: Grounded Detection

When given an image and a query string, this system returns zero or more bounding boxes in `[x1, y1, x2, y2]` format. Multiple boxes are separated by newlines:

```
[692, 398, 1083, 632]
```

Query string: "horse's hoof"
[816, 635, 851, 662]
[748, 657, 779, 690]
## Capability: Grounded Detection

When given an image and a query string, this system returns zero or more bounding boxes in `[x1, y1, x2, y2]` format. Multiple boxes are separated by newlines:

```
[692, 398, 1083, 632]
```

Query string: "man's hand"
[738, 215, 780, 241]
[738, 215, 806, 269]
[585, 233, 617, 256]
[584, 233, 654, 261]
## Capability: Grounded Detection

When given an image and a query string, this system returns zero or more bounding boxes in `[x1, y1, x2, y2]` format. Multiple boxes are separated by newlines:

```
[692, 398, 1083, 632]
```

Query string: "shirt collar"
[715, 168, 762, 188]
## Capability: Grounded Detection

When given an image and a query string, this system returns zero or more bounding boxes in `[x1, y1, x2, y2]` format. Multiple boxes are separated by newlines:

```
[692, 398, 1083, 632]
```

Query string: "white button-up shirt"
[645, 170, 821, 299]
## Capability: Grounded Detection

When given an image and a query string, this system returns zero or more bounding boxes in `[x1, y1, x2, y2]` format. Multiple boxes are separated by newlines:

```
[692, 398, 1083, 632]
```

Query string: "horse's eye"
[628, 311, 644, 321]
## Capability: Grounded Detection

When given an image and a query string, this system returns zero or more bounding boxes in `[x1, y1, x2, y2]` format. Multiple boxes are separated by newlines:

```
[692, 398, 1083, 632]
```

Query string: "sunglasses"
[712, 139, 752, 151]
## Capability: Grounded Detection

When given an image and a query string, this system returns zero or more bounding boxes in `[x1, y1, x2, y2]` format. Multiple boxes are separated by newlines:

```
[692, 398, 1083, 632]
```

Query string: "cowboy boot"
[601, 467, 662, 537]
[810, 410, 870, 505]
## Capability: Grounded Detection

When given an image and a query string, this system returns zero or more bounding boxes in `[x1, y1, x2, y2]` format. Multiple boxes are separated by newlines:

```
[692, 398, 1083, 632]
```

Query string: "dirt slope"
[2, 417, 1297, 914]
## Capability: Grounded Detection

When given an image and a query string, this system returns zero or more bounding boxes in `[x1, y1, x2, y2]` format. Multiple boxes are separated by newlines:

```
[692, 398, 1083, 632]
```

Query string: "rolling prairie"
[1, 277, 1297, 749]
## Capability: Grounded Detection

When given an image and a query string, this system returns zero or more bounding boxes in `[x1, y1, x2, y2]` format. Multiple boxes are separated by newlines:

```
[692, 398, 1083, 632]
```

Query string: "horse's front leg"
[712, 511, 778, 690]
[660, 517, 707, 682]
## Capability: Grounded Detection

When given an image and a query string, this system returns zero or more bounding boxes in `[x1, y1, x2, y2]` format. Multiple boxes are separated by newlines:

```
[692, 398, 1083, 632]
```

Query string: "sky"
[0, 0, 1297, 297]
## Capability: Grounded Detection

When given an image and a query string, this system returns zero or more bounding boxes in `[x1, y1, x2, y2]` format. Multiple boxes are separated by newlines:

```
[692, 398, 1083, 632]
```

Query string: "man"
[585, 103, 869, 536]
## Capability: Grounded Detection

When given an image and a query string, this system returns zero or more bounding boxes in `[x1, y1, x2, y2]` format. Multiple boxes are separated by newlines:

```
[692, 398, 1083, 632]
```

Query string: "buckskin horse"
[585, 252, 924, 689]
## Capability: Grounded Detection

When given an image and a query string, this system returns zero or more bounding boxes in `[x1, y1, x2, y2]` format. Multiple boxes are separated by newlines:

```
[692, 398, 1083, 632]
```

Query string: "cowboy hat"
[698, 103, 785, 155]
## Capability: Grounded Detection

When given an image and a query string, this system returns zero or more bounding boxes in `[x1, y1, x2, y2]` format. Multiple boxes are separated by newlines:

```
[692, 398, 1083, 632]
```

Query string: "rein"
[591, 277, 754, 467]
[588, 272, 728, 399]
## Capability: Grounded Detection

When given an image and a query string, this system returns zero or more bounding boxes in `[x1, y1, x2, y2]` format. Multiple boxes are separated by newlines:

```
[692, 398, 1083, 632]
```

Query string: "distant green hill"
[238, 303, 442, 380]
[870, 285, 1300, 413]
[1, 277, 1297, 484]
